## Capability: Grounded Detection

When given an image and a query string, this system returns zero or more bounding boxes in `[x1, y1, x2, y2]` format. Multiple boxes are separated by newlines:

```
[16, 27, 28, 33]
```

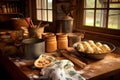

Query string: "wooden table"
[0, 48, 120, 80]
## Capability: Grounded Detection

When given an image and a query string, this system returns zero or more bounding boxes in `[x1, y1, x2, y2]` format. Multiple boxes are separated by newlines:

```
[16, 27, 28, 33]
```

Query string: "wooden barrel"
[56, 33, 68, 49]
[45, 35, 57, 53]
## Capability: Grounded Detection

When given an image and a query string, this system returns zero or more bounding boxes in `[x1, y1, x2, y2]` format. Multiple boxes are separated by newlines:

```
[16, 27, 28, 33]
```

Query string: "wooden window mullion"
[83, 0, 86, 26]
[106, 0, 110, 28]
[41, 0, 43, 20]
[94, 0, 97, 27]
[46, 0, 48, 21]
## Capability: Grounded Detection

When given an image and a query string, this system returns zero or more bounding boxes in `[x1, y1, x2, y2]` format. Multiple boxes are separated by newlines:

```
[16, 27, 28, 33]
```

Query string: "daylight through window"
[36, 0, 53, 22]
[84, 0, 120, 29]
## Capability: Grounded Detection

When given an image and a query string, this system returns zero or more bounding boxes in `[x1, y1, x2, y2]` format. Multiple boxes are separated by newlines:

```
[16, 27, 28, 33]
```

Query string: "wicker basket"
[10, 17, 31, 30]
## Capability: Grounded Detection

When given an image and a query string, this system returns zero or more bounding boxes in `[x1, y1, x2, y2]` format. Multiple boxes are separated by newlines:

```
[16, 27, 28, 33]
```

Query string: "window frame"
[29, 0, 57, 32]
[75, 0, 120, 36]
[36, 0, 53, 22]
[30, 0, 55, 24]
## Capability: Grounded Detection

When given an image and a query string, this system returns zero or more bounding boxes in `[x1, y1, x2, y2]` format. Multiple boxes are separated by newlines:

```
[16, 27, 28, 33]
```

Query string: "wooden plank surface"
[0, 47, 120, 80]
[79, 53, 120, 80]
[9, 48, 120, 80]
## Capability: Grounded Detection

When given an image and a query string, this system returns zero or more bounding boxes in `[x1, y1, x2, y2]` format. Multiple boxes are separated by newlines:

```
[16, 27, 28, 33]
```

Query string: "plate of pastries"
[34, 54, 56, 68]
[73, 40, 116, 60]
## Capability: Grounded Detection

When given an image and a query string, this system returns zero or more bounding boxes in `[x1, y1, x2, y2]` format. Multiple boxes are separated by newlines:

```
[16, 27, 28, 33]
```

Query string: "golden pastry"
[34, 54, 56, 68]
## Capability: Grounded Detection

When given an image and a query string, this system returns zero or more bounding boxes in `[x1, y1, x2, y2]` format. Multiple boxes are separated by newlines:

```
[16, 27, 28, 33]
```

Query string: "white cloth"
[40, 59, 86, 80]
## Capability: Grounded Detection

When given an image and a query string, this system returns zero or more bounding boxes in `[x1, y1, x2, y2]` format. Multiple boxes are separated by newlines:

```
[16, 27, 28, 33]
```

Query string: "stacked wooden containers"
[42, 33, 68, 53]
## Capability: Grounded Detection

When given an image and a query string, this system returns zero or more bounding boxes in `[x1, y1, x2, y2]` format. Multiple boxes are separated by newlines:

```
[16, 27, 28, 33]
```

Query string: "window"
[84, 0, 120, 30]
[36, 0, 53, 22]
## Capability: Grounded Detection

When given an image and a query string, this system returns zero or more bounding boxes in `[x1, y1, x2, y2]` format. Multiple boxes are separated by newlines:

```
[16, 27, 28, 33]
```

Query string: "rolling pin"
[60, 50, 86, 68]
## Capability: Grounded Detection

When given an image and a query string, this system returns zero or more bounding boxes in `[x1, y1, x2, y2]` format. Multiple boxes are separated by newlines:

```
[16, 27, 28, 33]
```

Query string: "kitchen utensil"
[59, 49, 86, 68]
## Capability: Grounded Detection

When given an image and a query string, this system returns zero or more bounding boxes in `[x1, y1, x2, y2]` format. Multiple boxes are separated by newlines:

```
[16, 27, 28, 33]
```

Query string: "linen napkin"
[40, 59, 86, 80]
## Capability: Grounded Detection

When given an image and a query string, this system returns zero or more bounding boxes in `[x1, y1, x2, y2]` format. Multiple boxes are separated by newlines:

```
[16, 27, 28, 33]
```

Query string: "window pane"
[42, 10, 47, 21]
[96, 10, 107, 27]
[98, 0, 108, 8]
[84, 10, 94, 26]
[96, 10, 101, 27]
[85, 0, 95, 8]
[110, 4, 120, 8]
[37, 10, 42, 20]
[48, 0, 52, 9]
[36, 0, 41, 9]
[108, 10, 120, 29]
[42, 0, 47, 9]
[48, 10, 52, 22]
[96, 0, 102, 8]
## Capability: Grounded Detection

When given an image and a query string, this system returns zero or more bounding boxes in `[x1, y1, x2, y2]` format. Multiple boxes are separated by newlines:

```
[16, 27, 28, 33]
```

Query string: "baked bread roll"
[83, 41, 95, 53]
[88, 40, 97, 50]
[94, 46, 103, 53]
[85, 45, 94, 53]
[76, 40, 112, 54]
[99, 44, 111, 53]
[82, 41, 91, 50]
[96, 42, 102, 47]
[77, 43, 85, 52]
[88, 40, 96, 46]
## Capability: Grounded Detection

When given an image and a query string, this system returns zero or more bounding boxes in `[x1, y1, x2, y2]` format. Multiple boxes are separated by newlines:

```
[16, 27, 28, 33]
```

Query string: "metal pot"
[21, 38, 45, 59]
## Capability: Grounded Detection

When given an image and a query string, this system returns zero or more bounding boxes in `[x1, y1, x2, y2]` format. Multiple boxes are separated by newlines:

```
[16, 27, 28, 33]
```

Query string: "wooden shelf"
[0, 0, 20, 2]
[0, 0, 21, 14]
[0, 13, 22, 15]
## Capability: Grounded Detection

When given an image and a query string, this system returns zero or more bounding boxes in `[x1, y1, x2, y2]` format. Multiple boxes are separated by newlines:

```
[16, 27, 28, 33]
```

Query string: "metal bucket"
[61, 16, 73, 33]
[22, 38, 45, 59]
